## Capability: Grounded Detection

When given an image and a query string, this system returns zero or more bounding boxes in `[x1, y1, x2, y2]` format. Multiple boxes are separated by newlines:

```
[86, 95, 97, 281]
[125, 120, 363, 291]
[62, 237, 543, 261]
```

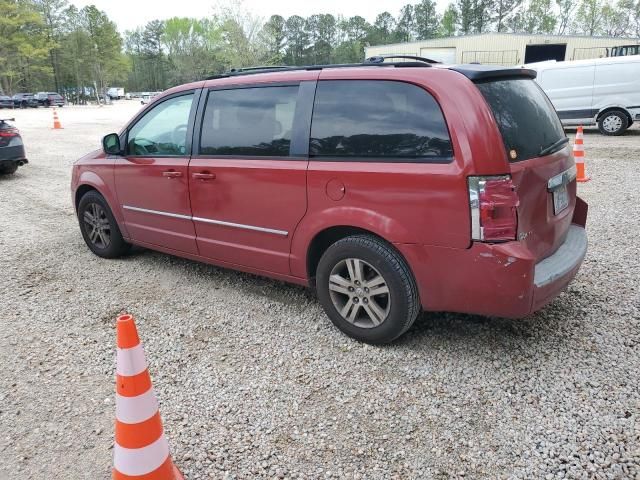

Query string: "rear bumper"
[395, 201, 588, 318]
[532, 225, 587, 310]
[1, 145, 27, 163]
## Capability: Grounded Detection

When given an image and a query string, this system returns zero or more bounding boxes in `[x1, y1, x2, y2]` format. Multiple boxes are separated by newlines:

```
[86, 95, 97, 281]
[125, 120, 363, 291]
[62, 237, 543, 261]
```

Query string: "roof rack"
[365, 54, 441, 64]
[206, 56, 435, 80]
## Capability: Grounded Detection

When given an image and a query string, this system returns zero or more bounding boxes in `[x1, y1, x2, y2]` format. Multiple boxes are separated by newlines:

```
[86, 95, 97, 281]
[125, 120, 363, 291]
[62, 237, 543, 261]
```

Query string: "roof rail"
[206, 59, 433, 80]
[365, 55, 441, 64]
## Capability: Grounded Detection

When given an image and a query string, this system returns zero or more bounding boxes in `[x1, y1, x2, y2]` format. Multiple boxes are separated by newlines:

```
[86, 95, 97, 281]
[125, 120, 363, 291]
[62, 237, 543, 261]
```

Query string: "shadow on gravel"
[0, 172, 25, 182]
[105, 247, 586, 352]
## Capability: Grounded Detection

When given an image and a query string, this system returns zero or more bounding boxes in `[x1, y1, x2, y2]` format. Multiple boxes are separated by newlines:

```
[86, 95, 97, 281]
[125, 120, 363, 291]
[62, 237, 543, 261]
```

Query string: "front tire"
[316, 235, 420, 344]
[78, 191, 130, 258]
[598, 110, 628, 136]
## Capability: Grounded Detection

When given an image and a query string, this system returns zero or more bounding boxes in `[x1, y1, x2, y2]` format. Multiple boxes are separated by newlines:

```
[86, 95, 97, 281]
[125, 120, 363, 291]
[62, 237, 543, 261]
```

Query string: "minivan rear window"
[475, 78, 566, 162]
[310, 80, 453, 161]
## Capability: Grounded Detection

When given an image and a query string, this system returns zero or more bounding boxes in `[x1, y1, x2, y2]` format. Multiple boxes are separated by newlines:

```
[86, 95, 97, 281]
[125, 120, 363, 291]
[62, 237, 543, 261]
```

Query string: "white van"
[526, 56, 640, 135]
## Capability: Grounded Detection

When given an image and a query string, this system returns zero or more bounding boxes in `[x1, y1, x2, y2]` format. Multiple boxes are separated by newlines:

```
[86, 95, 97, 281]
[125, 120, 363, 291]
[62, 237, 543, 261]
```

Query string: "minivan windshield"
[475, 78, 566, 162]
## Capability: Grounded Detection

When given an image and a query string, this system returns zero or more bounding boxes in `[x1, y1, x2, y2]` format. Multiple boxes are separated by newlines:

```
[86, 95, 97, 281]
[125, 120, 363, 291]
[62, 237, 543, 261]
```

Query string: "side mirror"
[102, 133, 122, 155]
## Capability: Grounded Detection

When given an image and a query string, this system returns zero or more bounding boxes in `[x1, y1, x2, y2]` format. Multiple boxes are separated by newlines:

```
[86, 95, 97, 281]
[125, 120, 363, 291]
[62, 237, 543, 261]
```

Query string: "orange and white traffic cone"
[574, 126, 590, 182]
[52, 108, 63, 130]
[113, 314, 184, 480]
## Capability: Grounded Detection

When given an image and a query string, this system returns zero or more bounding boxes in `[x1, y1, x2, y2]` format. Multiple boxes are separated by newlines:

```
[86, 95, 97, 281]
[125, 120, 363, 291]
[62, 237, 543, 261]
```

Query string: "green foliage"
[457, 0, 476, 34]
[512, 0, 557, 33]
[2, 0, 638, 96]
[492, 0, 523, 32]
[574, 0, 605, 35]
[0, 0, 50, 93]
[414, 0, 441, 39]
[441, 4, 459, 36]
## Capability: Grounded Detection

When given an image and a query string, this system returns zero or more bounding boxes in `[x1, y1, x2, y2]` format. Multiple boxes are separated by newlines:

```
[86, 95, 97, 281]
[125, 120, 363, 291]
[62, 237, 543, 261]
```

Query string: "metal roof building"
[365, 33, 640, 65]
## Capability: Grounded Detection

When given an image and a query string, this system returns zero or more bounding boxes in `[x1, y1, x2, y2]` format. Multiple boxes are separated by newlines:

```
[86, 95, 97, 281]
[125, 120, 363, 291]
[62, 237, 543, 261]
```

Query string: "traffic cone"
[113, 314, 184, 480]
[574, 126, 590, 182]
[52, 108, 63, 130]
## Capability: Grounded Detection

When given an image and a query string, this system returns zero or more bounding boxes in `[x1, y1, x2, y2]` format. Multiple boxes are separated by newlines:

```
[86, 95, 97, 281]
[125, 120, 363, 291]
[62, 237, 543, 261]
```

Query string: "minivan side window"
[200, 86, 299, 157]
[127, 93, 194, 156]
[309, 80, 453, 161]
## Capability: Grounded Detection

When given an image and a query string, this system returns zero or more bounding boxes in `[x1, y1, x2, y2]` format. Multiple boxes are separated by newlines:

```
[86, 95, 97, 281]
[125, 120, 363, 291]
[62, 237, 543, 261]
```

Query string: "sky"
[68, 0, 450, 33]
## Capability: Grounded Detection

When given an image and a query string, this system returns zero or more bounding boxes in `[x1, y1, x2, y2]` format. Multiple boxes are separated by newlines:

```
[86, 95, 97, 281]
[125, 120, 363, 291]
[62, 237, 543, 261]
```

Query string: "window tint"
[128, 93, 194, 156]
[200, 86, 298, 156]
[309, 80, 453, 160]
[475, 79, 566, 162]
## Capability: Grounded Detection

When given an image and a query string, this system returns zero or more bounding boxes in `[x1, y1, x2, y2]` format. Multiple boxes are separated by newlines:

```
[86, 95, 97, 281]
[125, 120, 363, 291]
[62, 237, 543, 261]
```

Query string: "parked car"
[140, 93, 160, 105]
[0, 118, 28, 175]
[71, 58, 588, 344]
[35, 92, 65, 107]
[527, 55, 640, 135]
[107, 87, 125, 100]
[0, 96, 14, 109]
[12, 93, 38, 109]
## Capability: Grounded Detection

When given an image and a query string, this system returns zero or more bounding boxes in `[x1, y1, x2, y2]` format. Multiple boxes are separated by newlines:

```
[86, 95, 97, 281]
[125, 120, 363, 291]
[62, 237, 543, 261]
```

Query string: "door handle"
[162, 170, 182, 178]
[192, 172, 216, 180]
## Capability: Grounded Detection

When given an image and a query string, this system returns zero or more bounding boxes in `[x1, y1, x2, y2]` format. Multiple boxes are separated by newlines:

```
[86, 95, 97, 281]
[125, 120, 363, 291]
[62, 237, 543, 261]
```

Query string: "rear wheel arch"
[306, 226, 417, 287]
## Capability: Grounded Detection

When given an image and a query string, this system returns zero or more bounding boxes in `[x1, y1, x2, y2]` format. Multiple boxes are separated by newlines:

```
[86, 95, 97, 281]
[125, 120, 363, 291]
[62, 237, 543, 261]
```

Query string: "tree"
[373, 11, 397, 43]
[162, 17, 224, 83]
[260, 15, 286, 64]
[284, 15, 308, 65]
[574, 0, 605, 35]
[492, 0, 522, 32]
[441, 4, 459, 36]
[306, 14, 337, 64]
[512, 0, 557, 33]
[472, 0, 495, 32]
[556, 0, 578, 34]
[414, 0, 440, 39]
[601, 0, 639, 36]
[395, 5, 416, 42]
[456, 0, 475, 33]
[32, 0, 68, 91]
[0, 0, 50, 94]
[81, 5, 128, 96]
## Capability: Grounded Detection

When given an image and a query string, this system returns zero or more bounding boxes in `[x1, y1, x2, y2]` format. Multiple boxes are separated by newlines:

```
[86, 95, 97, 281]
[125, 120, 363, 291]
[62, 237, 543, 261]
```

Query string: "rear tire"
[598, 110, 628, 136]
[316, 235, 420, 344]
[78, 190, 130, 258]
[0, 163, 18, 175]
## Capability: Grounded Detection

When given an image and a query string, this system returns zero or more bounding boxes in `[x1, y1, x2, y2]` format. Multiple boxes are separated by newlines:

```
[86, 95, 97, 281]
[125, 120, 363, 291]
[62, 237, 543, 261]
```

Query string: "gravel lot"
[0, 104, 639, 480]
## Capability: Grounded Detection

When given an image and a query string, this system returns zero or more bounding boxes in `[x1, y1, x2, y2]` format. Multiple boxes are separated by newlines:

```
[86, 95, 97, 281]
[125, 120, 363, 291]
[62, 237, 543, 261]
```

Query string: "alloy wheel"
[328, 258, 391, 328]
[83, 203, 111, 249]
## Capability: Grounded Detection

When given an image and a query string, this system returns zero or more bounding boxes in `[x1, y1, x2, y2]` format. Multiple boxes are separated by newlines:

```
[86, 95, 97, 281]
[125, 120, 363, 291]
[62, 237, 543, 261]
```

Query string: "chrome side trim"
[122, 205, 288, 236]
[123, 205, 192, 221]
[192, 216, 288, 236]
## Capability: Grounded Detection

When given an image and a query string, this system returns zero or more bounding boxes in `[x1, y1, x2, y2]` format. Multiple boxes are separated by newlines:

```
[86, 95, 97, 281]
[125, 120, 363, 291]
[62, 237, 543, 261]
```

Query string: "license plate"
[553, 185, 569, 215]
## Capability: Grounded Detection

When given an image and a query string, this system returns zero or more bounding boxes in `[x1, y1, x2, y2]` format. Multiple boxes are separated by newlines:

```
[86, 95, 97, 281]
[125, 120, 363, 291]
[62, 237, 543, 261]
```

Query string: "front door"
[188, 83, 313, 275]
[114, 92, 199, 254]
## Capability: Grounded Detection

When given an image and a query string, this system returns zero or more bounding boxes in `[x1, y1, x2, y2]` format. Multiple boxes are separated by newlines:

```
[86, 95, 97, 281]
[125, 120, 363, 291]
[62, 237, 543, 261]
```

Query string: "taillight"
[468, 175, 519, 242]
[0, 129, 18, 137]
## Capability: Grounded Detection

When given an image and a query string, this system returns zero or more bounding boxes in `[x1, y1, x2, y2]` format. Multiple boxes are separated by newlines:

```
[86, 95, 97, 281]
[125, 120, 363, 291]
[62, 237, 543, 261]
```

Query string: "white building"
[365, 33, 640, 65]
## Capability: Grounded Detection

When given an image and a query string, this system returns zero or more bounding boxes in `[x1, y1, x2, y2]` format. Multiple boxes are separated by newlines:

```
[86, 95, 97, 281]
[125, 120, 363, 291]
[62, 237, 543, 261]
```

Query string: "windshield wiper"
[539, 137, 569, 157]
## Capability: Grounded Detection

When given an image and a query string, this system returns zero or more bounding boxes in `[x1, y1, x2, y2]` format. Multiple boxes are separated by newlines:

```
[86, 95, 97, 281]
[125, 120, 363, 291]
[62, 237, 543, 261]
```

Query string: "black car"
[12, 93, 38, 109]
[0, 118, 28, 175]
[0, 96, 14, 109]
[35, 92, 65, 107]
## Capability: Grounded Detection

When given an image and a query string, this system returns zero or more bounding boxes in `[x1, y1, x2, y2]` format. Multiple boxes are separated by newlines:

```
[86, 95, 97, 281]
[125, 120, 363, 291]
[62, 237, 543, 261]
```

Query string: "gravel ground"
[0, 104, 639, 480]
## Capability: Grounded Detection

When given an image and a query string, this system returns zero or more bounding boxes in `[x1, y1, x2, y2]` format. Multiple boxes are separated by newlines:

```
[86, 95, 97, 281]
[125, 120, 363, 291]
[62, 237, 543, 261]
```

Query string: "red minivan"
[72, 57, 588, 344]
